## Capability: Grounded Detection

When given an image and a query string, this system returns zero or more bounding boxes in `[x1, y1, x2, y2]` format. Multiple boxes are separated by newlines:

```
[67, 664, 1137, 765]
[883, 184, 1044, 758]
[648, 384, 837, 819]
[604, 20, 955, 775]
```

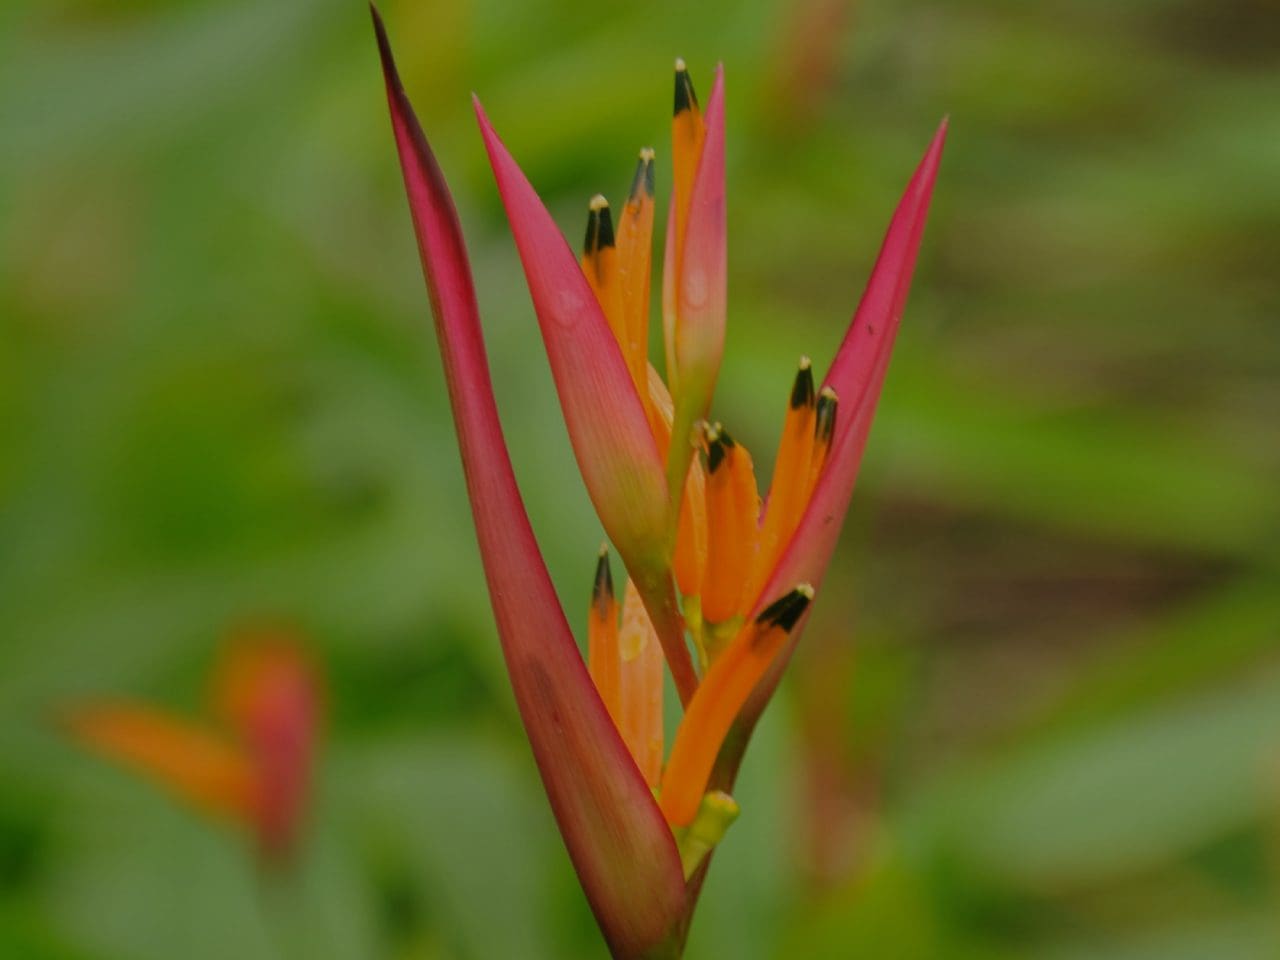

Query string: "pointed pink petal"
[473, 99, 672, 576]
[661, 192, 679, 388]
[475, 97, 701, 707]
[711, 121, 948, 800]
[673, 64, 727, 416]
[661, 66, 727, 613]
[764, 118, 947, 610]
[373, 11, 685, 954]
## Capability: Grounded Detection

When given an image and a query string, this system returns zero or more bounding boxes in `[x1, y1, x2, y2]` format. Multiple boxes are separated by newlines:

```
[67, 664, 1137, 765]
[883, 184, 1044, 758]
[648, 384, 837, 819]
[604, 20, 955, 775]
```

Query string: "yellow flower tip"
[673, 59, 699, 116]
[629, 149, 656, 201]
[700, 789, 740, 825]
[704, 423, 731, 474]
[582, 195, 616, 261]
[815, 387, 838, 441]
[790, 356, 816, 409]
[690, 791, 738, 845]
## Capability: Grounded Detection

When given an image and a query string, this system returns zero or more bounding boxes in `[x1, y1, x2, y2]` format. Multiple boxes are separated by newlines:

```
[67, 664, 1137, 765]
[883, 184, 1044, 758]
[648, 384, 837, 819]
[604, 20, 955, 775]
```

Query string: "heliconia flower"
[63, 626, 321, 863]
[372, 6, 944, 955]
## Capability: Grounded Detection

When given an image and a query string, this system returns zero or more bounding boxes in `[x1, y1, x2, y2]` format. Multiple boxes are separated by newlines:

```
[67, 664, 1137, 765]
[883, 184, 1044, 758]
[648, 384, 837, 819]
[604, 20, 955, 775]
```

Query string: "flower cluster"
[373, 7, 945, 956]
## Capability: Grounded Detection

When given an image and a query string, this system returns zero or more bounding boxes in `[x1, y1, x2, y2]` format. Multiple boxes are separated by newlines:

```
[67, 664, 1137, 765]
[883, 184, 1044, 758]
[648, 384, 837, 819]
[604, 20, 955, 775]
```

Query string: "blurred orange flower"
[64, 625, 321, 863]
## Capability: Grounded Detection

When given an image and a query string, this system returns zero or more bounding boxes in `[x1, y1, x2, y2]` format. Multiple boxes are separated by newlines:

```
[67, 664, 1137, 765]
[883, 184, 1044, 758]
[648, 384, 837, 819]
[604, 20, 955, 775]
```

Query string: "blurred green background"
[2, 0, 1278, 957]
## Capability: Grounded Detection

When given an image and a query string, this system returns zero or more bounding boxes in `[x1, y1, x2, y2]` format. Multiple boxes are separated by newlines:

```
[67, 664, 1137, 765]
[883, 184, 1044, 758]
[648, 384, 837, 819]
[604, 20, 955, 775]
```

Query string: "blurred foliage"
[1, 0, 1278, 957]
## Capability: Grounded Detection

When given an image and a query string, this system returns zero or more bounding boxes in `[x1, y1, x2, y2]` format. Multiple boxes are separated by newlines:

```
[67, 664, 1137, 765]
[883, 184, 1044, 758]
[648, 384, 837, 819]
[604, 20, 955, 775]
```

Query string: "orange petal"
[802, 386, 839, 506]
[748, 357, 817, 607]
[65, 703, 255, 822]
[618, 579, 665, 788]
[701, 425, 760, 626]
[615, 150, 657, 402]
[647, 366, 707, 599]
[659, 585, 812, 827]
[587, 548, 622, 724]
[671, 59, 706, 316]
[581, 195, 627, 347]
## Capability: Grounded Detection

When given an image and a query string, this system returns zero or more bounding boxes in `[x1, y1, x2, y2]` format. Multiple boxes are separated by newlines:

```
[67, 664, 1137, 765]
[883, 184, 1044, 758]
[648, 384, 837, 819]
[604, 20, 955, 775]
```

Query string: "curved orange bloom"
[372, 6, 945, 954]
[64, 626, 321, 863]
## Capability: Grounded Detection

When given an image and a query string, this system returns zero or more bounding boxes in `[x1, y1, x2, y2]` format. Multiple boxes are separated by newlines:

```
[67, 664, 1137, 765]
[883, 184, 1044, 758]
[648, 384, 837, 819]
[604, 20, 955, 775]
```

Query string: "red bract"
[373, 13, 686, 957]
[372, 7, 945, 956]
